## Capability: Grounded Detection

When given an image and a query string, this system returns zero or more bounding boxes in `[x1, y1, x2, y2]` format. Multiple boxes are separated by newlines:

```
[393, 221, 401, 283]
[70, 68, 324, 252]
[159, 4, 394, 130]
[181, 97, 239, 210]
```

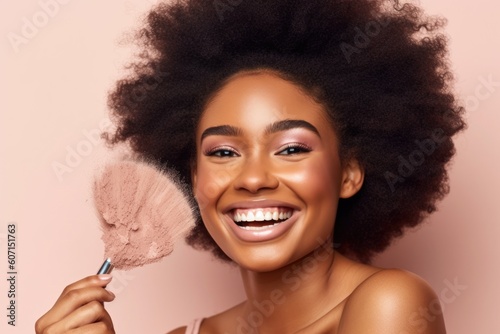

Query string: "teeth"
[247, 211, 255, 221]
[255, 211, 265, 221]
[238, 222, 281, 230]
[232, 208, 293, 223]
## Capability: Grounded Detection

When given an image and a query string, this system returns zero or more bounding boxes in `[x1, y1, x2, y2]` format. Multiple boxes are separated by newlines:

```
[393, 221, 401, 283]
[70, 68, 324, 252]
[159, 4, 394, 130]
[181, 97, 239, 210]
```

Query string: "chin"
[232, 254, 295, 273]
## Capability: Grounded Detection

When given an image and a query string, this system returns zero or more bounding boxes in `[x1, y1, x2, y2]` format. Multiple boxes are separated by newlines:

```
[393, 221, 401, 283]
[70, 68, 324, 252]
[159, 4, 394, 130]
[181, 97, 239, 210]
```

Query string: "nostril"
[233, 164, 279, 193]
[233, 175, 279, 193]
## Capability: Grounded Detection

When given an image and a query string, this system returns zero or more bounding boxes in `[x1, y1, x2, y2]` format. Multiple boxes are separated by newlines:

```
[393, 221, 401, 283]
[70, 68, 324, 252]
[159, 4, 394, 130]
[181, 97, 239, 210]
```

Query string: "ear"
[339, 159, 364, 199]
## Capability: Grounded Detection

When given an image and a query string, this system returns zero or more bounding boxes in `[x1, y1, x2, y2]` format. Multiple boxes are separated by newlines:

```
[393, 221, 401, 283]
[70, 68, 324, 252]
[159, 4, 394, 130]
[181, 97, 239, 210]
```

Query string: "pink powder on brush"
[93, 160, 195, 270]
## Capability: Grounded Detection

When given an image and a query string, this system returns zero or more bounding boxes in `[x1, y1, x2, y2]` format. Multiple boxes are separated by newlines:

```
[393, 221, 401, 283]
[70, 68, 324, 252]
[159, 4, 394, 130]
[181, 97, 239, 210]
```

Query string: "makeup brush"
[92, 159, 195, 270]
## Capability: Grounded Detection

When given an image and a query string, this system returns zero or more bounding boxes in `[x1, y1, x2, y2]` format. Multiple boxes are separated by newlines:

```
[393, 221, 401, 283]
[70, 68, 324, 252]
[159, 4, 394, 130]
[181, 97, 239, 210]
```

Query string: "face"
[193, 71, 362, 272]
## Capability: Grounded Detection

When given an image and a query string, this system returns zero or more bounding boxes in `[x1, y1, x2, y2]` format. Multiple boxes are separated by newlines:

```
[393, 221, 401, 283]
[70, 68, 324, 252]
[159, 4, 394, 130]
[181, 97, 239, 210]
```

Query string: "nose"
[232, 156, 279, 193]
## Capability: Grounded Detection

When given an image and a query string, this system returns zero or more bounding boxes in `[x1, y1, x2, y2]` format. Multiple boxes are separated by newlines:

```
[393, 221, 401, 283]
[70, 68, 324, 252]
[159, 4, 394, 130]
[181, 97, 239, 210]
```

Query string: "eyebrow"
[264, 119, 320, 137]
[200, 125, 242, 141]
[200, 119, 320, 141]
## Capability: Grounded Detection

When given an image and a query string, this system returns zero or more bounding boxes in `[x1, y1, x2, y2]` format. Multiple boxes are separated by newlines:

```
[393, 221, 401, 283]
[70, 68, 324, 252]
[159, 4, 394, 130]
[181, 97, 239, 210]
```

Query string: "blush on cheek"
[194, 166, 232, 210]
[288, 161, 341, 203]
[194, 180, 219, 212]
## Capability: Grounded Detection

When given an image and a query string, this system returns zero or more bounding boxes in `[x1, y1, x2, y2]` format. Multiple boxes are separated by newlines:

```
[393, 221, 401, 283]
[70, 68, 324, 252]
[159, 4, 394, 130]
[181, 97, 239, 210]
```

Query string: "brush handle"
[97, 258, 113, 275]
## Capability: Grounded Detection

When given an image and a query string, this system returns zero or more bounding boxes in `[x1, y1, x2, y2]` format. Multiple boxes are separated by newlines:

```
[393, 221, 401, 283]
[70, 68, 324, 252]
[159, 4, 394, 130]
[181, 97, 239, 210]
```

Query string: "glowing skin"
[185, 72, 445, 334]
[36, 71, 446, 334]
[193, 71, 357, 272]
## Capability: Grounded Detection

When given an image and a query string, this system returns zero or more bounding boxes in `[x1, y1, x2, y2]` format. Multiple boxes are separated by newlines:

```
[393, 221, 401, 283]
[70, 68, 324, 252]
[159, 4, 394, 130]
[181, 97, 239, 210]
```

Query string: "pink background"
[1, 0, 498, 333]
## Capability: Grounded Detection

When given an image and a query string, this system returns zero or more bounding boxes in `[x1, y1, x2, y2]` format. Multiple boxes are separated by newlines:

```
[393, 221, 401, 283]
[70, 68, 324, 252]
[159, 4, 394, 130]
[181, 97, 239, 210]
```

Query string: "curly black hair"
[105, 0, 465, 263]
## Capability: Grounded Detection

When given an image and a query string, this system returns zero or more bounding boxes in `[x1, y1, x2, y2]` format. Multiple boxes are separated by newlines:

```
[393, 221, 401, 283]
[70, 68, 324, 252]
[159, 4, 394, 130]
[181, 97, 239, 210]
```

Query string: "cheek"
[281, 158, 341, 201]
[314, 168, 340, 200]
[193, 162, 233, 211]
[282, 158, 341, 238]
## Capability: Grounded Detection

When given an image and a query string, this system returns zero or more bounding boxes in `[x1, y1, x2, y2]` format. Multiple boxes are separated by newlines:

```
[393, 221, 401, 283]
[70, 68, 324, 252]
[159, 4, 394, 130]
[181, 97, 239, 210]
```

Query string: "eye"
[276, 144, 312, 155]
[205, 147, 239, 158]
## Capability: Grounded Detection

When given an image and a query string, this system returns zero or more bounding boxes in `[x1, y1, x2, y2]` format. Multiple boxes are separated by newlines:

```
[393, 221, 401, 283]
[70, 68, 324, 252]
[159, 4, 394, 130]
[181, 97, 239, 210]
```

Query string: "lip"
[221, 199, 300, 243]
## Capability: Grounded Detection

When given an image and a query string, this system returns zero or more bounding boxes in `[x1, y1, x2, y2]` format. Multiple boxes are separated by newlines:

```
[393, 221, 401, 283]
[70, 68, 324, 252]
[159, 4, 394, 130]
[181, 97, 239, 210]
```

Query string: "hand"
[35, 275, 116, 334]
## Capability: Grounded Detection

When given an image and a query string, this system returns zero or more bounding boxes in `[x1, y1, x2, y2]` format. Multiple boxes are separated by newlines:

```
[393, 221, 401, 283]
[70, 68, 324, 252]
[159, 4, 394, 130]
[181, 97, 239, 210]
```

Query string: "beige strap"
[185, 318, 203, 334]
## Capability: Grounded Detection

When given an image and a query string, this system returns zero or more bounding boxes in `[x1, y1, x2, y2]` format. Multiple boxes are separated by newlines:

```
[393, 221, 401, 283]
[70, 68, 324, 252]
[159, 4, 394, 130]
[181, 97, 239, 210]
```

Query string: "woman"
[35, 0, 465, 333]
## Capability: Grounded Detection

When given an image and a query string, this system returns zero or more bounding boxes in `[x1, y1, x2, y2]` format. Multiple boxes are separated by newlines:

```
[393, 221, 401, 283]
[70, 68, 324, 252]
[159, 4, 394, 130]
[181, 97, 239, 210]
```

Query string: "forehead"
[198, 71, 332, 135]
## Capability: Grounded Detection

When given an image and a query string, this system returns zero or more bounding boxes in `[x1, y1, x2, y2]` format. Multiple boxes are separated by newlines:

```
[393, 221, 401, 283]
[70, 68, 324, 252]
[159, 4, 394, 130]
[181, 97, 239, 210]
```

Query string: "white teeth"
[232, 208, 294, 222]
[238, 222, 281, 230]
[247, 211, 255, 221]
[255, 211, 265, 221]
[265, 212, 273, 221]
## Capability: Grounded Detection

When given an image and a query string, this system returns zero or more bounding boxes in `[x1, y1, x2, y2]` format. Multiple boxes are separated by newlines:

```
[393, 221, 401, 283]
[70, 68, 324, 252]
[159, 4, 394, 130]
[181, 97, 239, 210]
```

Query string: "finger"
[66, 320, 115, 334]
[66, 322, 115, 334]
[36, 280, 114, 332]
[42, 300, 114, 334]
[53, 286, 115, 320]
[58, 275, 113, 301]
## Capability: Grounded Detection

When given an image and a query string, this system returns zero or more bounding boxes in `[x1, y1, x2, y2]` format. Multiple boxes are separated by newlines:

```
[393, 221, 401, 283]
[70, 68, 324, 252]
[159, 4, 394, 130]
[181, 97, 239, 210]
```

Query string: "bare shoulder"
[338, 269, 446, 334]
[166, 326, 187, 334]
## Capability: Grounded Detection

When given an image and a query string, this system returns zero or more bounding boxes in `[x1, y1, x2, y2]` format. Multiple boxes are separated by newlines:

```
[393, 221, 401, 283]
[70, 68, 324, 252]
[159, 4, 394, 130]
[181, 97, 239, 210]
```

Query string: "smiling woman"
[194, 71, 359, 273]
[35, 0, 465, 333]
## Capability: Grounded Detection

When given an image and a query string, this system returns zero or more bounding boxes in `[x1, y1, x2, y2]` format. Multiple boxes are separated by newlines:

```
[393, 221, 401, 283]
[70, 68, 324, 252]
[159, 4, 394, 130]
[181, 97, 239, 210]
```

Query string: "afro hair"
[105, 0, 465, 263]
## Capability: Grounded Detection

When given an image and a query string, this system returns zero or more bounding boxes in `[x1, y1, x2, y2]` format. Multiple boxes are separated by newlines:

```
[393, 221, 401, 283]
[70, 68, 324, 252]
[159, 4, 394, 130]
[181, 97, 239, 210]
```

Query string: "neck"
[238, 240, 342, 333]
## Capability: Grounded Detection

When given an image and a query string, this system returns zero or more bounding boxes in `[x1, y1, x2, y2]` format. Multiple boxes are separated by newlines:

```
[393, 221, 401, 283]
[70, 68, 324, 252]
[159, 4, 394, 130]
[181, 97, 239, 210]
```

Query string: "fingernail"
[108, 290, 116, 299]
[98, 274, 113, 281]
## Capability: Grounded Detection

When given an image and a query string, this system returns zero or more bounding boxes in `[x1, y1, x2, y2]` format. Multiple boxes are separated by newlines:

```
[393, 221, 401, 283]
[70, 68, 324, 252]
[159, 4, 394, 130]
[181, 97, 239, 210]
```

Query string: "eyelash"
[204, 143, 312, 157]
[276, 143, 312, 155]
[205, 146, 239, 157]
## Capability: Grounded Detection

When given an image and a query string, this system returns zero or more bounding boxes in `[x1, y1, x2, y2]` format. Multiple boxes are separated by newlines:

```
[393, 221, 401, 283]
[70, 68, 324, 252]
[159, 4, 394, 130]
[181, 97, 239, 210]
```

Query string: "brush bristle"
[93, 160, 195, 270]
